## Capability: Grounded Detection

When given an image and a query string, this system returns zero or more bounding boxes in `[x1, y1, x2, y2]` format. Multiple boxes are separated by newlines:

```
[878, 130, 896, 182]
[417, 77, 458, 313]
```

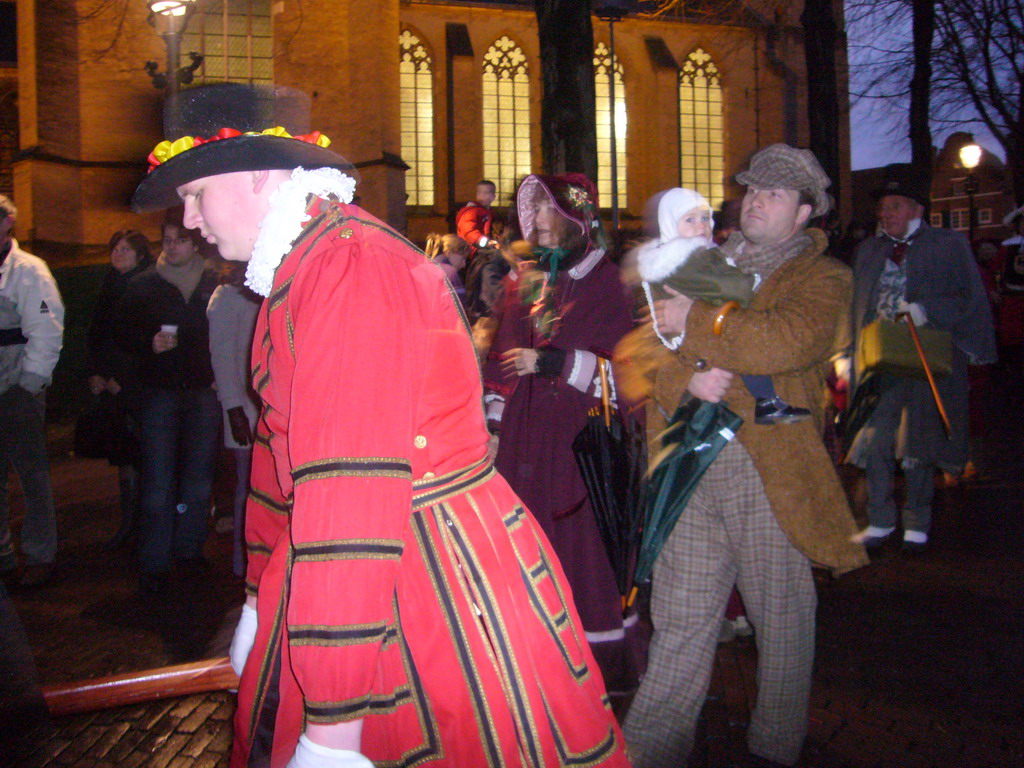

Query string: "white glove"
[897, 300, 927, 326]
[229, 603, 258, 677]
[286, 735, 374, 768]
[833, 356, 852, 384]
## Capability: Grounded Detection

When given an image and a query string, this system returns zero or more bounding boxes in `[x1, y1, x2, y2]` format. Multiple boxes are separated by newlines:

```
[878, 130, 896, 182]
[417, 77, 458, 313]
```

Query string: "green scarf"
[531, 246, 570, 338]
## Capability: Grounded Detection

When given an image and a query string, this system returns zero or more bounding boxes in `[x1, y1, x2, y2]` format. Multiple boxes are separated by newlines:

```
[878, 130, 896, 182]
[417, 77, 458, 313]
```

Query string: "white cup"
[160, 324, 179, 336]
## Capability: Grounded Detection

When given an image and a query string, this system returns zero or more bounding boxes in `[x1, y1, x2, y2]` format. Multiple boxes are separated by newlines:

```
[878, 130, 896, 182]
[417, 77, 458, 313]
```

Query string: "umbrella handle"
[713, 301, 740, 335]
[599, 357, 611, 428]
[902, 313, 952, 438]
[626, 585, 638, 609]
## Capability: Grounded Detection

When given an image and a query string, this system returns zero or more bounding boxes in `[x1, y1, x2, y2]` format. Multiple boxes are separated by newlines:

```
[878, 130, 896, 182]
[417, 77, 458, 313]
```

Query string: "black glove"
[535, 348, 567, 377]
[227, 406, 253, 446]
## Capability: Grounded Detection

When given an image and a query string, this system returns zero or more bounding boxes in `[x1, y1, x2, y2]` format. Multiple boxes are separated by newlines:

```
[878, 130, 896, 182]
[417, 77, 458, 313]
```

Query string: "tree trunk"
[534, 0, 598, 180]
[909, 0, 934, 193]
[800, 0, 842, 211]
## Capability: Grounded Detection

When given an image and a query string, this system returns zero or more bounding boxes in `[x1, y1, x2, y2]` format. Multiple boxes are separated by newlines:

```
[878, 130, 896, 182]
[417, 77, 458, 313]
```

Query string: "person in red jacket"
[455, 179, 498, 254]
[131, 83, 630, 768]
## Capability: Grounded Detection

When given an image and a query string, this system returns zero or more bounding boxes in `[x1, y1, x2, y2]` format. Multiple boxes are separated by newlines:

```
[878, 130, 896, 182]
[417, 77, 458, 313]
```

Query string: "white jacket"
[0, 239, 65, 395]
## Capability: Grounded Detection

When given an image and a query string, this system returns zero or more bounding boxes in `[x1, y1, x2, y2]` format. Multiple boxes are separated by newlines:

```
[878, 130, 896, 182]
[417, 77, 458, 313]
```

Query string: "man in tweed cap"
[623, 144, 867, 767]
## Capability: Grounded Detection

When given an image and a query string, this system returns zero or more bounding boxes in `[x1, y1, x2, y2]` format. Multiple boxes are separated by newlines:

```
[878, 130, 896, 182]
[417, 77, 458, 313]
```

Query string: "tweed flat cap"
[736, 144, 832, 217]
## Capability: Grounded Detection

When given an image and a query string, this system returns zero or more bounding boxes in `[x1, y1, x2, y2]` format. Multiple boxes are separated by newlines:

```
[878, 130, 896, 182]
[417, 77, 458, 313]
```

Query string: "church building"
[5, 0, 850, 257]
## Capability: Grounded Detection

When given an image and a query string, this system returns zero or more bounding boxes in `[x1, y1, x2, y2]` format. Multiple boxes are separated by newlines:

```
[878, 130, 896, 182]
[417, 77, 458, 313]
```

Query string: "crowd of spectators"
[0, 137, 1014, 766]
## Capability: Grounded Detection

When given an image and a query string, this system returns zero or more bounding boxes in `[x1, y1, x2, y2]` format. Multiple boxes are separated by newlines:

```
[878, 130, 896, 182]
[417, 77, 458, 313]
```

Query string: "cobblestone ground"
[4, 371, 1024, 767]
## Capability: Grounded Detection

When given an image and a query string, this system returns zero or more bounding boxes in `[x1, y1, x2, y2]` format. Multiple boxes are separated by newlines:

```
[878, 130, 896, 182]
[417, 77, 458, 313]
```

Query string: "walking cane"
[42, 656, 237, 716]
[902, 312, 952, 438]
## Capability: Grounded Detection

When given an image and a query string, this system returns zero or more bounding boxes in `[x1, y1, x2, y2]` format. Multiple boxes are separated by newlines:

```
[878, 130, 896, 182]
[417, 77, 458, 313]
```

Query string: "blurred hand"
[654, 287, 695, 336]
[228, 406, 253, 446]
[286, 732, 372, 768]
[833, 357, 852, 385]
[87, 375, 106, 395]
[501, 348, 539, 377]
[896, 300, 927, 326]
[229, 602, 258, 677]
[486, 433, 500, 461]
[153, 331, 177, 354]
[686, 367, 733, 403]
[106, 378, 122, 395]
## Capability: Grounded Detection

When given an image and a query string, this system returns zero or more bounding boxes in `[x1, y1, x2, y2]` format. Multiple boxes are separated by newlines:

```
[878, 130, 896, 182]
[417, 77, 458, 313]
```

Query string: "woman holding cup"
[116, 210, 221, 594]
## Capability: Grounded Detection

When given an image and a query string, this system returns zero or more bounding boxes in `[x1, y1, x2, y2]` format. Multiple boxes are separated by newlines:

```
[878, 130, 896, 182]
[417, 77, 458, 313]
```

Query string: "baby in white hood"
[637, 188, 810, 425]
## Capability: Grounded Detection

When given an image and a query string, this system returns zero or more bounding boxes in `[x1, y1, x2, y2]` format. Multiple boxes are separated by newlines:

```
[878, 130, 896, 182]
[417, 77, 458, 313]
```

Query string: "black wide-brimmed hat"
[132, 83, 355, 212]
[870, 163, 930, 207]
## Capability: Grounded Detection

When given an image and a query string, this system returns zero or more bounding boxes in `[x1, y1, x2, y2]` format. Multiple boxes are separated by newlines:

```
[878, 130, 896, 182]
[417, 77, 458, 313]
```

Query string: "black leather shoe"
[754, 396, 812, 425]
[901, 540, 928, 555]
[856, 529, 895, 550]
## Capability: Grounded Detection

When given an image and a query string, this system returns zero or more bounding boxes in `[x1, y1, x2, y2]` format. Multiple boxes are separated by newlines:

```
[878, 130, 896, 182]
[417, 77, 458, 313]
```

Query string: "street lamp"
[145, 0, 201, 134]
[595, 0, 633, 232]
[959, 142, 982, 242]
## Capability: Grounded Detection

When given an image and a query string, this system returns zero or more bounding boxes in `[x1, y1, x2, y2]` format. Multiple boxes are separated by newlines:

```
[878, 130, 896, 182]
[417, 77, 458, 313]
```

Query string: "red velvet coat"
[232, 199, 629, 768]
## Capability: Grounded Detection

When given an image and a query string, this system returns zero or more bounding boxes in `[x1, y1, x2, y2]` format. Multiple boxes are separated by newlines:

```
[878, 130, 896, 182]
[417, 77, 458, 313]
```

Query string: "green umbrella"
[627, 397, 743, 606]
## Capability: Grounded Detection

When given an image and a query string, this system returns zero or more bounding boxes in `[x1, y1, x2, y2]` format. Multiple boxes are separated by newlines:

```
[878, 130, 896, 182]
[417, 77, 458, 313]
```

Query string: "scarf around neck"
[156, 253, 205, 303]
[719, 229, 815, 280]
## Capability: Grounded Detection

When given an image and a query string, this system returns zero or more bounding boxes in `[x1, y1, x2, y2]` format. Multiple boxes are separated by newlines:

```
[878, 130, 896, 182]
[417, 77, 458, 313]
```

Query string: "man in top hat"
[132, 83, 630, 768]
[843, 163, 995, 554]
[622, 144, 867, 767]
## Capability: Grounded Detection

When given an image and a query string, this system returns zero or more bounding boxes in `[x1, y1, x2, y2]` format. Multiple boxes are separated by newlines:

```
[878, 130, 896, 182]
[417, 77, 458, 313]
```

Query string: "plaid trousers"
[623, 440, 816, 767]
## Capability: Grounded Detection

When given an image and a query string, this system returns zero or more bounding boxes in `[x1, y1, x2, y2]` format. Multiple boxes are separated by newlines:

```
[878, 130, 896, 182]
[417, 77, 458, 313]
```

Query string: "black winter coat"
[116, 265, 219, 391]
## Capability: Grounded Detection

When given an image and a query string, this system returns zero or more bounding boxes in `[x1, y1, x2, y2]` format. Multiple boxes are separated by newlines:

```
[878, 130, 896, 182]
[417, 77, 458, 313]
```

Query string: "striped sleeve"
[283, 234, 422, 723]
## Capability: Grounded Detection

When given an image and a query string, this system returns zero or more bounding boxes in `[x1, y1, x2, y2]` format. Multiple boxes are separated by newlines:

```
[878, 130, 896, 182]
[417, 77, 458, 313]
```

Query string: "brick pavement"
[4, 373, 1024, 767]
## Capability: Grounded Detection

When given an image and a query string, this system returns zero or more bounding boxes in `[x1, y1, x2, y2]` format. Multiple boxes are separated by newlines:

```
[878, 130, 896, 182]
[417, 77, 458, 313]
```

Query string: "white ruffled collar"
[245, 167, 356, 297]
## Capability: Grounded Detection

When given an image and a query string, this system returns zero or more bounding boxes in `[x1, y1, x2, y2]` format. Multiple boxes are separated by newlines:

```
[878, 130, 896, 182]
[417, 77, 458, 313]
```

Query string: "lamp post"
[959, 142, 982, 243]
[594, 1, 632, 232]
[145, 1, 201, 134]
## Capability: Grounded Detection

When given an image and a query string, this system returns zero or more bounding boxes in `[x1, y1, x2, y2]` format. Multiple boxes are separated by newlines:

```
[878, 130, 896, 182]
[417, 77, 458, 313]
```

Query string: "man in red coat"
[132, 84, 630, 768]
[455, 179, 498, 255]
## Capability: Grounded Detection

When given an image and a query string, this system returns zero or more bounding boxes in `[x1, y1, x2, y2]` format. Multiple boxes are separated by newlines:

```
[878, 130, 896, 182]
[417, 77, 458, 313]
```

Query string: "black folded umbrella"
[571, 363, 647, 604]
[838, 371, 897, 456]
[628, 397, 742, 606]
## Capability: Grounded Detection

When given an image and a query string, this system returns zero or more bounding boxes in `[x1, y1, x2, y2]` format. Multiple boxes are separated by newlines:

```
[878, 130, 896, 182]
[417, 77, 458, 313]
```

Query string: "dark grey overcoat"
[848, 223, 996, 472]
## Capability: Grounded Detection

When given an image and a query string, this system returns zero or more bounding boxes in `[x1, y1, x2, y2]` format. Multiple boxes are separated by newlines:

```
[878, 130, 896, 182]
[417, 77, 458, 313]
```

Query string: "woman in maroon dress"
[483, 173, 642, 693]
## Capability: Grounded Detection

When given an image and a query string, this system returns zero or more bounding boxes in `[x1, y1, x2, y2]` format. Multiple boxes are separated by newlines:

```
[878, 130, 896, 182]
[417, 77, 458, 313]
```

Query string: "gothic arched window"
[679, 48, 723, 207]
[400, 30, 435, 206]
[182, 0, 272, 84]
[594, 42, 627, 208]
[482, 36, 531, 204]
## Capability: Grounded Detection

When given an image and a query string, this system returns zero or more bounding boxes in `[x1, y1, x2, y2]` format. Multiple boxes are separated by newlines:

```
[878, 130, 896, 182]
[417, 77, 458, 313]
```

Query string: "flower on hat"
[146, 126, 333, 173]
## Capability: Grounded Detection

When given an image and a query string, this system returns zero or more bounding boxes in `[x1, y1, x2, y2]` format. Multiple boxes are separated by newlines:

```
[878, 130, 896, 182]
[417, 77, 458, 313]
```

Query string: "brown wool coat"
[624, 229, 868, 576]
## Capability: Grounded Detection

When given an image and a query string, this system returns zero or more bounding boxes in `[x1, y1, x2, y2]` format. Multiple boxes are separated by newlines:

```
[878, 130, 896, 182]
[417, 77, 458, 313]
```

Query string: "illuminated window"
[930, 212, 944, 227]
[949, 208, 969, 230]
[594, 42, 626, 209]
[979, 208, 992, 224]
[182, 0, 272, 84]
[679, 48, 723, 207]
[482, 36, 531, 204]
[399, 30, 434, 206]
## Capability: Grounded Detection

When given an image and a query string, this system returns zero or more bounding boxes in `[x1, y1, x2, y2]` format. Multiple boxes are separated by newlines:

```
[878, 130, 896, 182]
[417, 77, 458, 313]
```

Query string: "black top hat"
[870, 163, 930, 207]
[132, 84, 354, 212]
